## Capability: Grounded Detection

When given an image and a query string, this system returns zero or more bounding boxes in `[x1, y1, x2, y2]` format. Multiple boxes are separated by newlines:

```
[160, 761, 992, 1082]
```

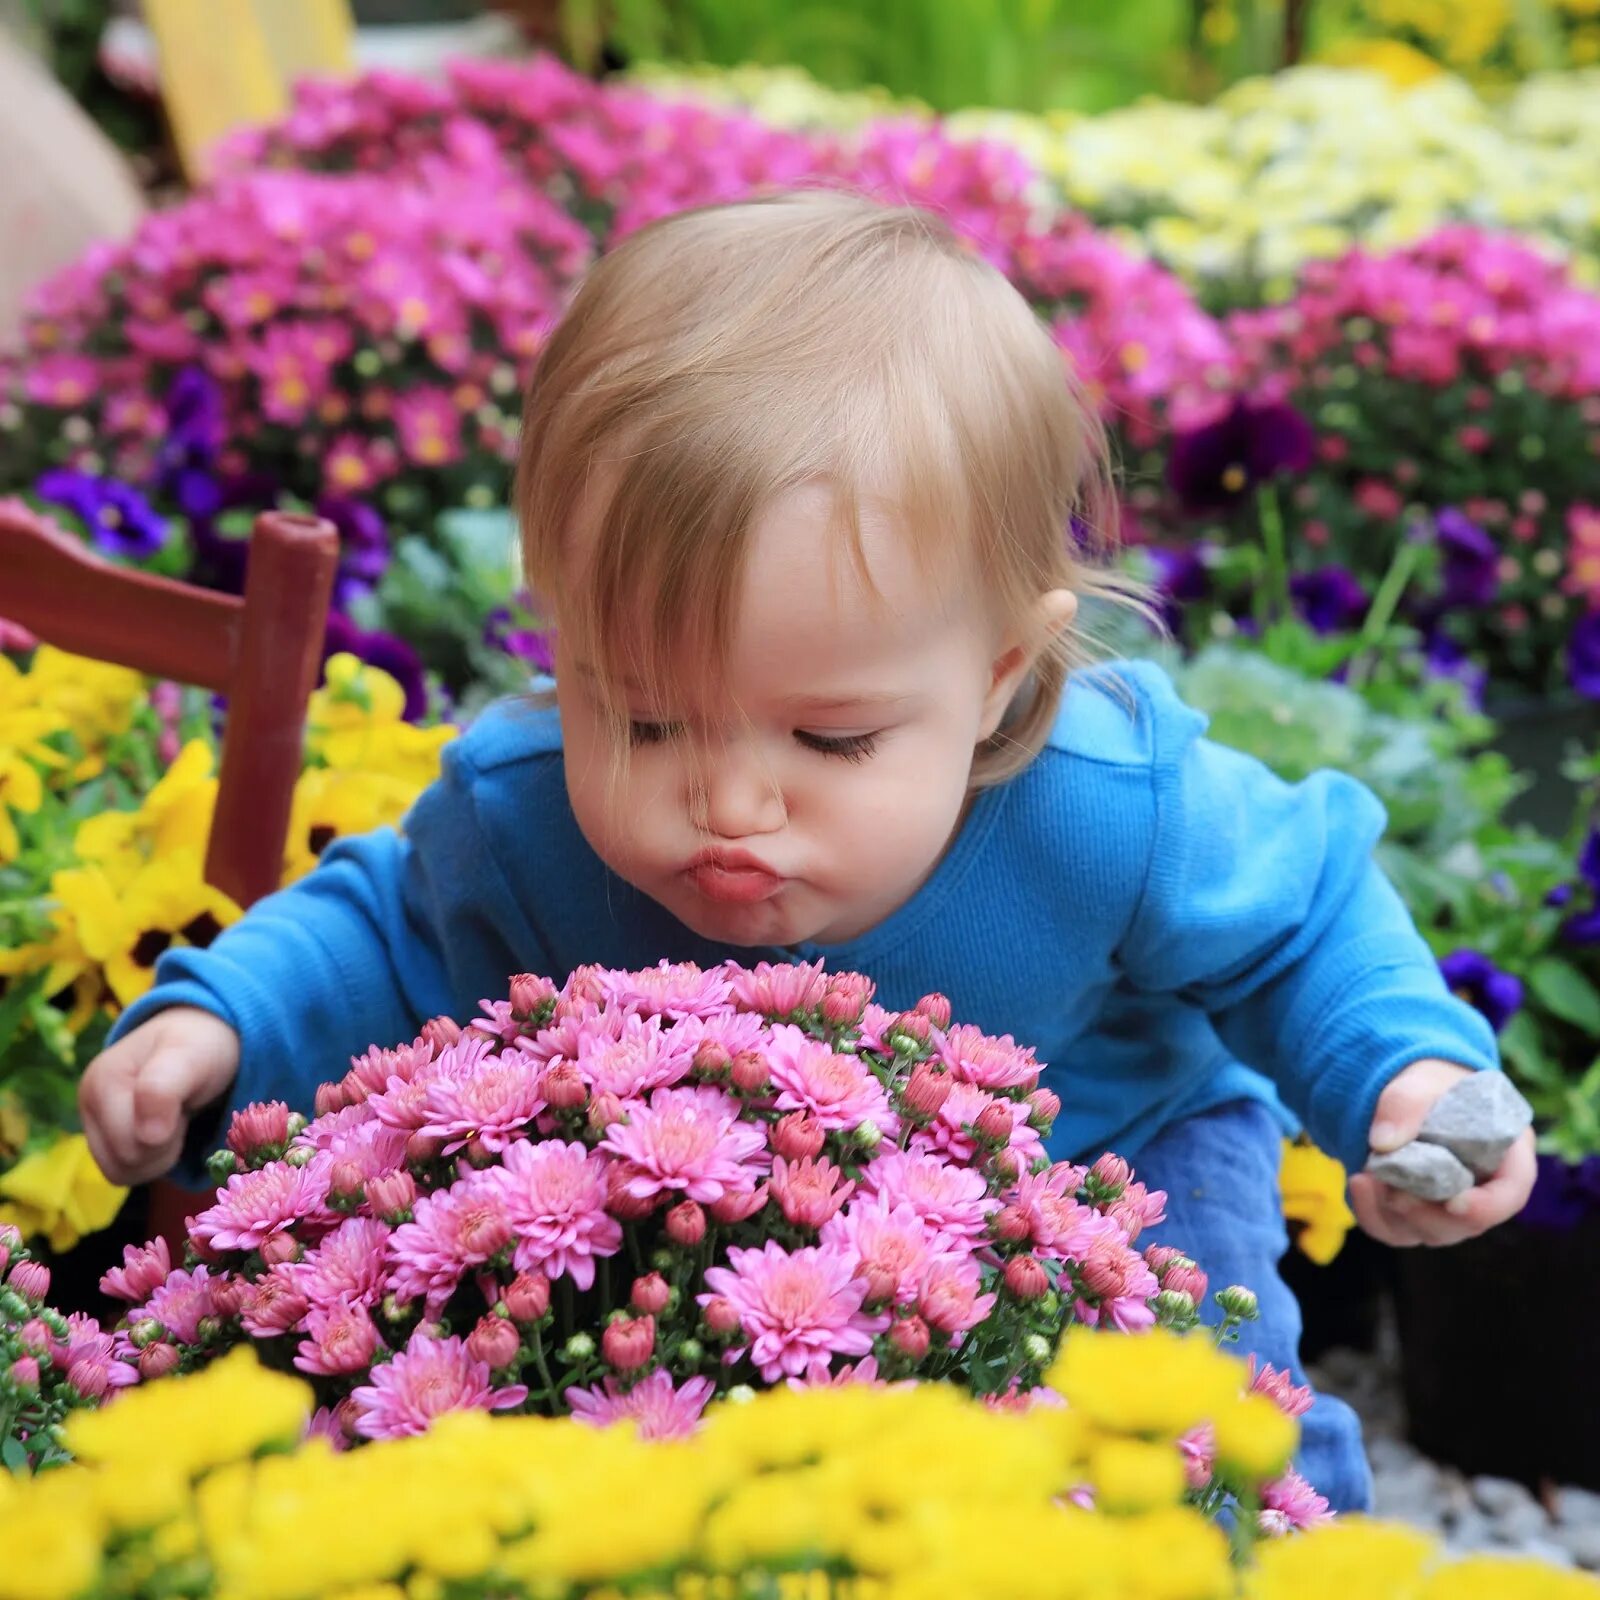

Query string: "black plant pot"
[1281, 1230, 1394, 1362]
[1488, 694, 1600, 836]
[35, 1184, 156, 1321]
[1393, 1213, 1600, 1490]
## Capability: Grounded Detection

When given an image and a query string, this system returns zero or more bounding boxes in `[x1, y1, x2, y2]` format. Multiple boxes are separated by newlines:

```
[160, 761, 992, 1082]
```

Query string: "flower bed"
[0, 646, 451, 1248]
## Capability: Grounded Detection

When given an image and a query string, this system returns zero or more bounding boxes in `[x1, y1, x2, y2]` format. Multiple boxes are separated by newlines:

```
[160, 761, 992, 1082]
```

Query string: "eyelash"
[627, 722, 881, 763]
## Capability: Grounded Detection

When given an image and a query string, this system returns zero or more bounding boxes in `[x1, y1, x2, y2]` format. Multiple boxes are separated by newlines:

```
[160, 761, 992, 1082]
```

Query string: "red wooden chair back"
[1, 501, 339, 907]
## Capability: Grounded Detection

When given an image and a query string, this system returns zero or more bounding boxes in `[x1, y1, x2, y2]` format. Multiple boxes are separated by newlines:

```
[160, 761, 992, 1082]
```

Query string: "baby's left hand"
[1349, 1059, 1536, 1247]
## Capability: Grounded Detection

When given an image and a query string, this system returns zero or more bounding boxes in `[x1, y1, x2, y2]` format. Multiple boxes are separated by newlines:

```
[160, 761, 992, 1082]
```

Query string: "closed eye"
[628, 719, 683, 746]
[794, 730, 880, 762]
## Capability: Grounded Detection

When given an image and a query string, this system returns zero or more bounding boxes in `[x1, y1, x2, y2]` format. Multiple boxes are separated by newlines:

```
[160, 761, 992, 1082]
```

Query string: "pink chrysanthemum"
[468, 997, 531, 1045]
[598, 960, 734, 1020]
[310, 1118, 410, 1182]
[769, 1155, 854, 1230]
[600, 1086, 769, 1206]
[388, 1170, 516, 1314]
[294, 1302, 382, 1376]
[564, 1370, 715, 1440]
[305, 1406, 350, 1453]
[982, 1384, 1066, 1414]
[1106, 1180, 1167, 1244]
[295, 1104, 372, 1151]
[189, 1158, 334, 1253]
[856, 1003, 899, 1053]
[675, 1010, 769, 1061]
[239, 1265, 310, 1337]
[917, 1254, 997, 1338]
[937, 1024, 1042, 1090]
[1258, 1471, 1334, 1535]
[1179, 1424, 1216, 1491]
[1005, 1164, 1094, 1256]
[913, 1082, 1042, 1166]
[860, 1150, 995, 1243]
[140, 1264, 218, 1344]
[531, 1001, 628, 1069]
[365, 1078, 433, 1132]
[101, 1237, 172, 1303]
[576, 1012, 696, 1101]
[725, 959, 827, 1018]
[493, 1139, 622, 1290]
[1248, 1358, 1315, 1419]
[786, 1356, 885, 1391]
[1069, 1213, 1159, 1332]
[418, 1046, 546, 1153]
[62, 1318, 138, 1398]
[227, 1100, 294, 1158]
[345, 1037, 436, 1099]
[700, 1241, 883, 1383]
[293, 1217, 390, 1310]
[821, 1197, 951, 1308]
[765, 1025, 897, 1135]
[349, 1332, 527, 1441]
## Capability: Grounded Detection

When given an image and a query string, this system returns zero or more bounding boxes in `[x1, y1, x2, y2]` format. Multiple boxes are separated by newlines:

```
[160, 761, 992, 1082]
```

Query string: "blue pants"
[1129, 1098, 1374, 1514]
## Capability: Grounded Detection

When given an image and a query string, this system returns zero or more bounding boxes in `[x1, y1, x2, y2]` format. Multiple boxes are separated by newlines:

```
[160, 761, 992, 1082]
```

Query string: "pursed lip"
[683, 848, 786, 904]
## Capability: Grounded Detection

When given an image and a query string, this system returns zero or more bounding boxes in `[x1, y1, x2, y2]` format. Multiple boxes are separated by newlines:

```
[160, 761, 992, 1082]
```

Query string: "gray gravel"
[1310, 1339, 1598, 1567]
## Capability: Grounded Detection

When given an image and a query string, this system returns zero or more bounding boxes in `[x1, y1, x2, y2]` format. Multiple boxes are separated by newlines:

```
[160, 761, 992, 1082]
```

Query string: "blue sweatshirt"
[118, 660, 1498, 1188]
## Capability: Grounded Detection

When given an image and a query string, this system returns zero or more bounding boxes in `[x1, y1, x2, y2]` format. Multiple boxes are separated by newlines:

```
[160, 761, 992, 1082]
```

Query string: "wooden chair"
[1, 500, 339, 1247]
[1, 501, 339, 907]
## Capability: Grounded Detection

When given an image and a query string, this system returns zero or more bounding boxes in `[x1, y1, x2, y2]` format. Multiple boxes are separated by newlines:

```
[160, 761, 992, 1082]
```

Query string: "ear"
[978, 589, 1079, 742]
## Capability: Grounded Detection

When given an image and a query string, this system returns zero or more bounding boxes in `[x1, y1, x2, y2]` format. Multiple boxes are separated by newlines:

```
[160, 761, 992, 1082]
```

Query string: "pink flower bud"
[913, 993, 952, 1030]
[729, 1050, 770, 1094]
[605, 1165, 659, 1221]
[328, 1157, 365, 1202]
[421, 1015, 462, 1051]
[1003, 1255, 1049, 1300]
[467, 1313, 521, 1370]
[314, 1081, 348, 1117]
[227, 1100, 292, 1158]
[587, 1091, 625, 1132]
[209, 1276, 250, 1320]
[463, 1137, 497, 1168]
[703, 1296, 741, 1335]
[1090, 1153, 1130, 1196]
[540, 1062, 587, 1111]
[1144, 1245, 1186, 1278]
[100, 1237, 172, 1303]
[821, 973, 873, 1027]
[18, 1319, 54, 1358]
[771, 1111, 825, 1162]
[902, 1063, 952, 1117]
[406, 1131, 445, 1165]
[992, 1151, 1022, 1184]
[992, 1205, 1032, 1244]
[889, 1315, 930, 1360]
[138, 1341, 180, 1380]
[601, 1314, 655, 1373]
[67, 1355, 112, 1400]
[0, 1244, 8, 1279]
[505, 1271, 551, 1323]
[1027, 1088, 1061, 1128]
[693, 1040, 732, 1078]
[563, 964, 607, 1009]
[1165, 1262, 1209, 1306]
[509, 973, 557, 1017]
[892, 1011, 932, 1049]
[975, 1102, 1014, 1143]
[709, 1186, 767, 1225]
[366, 1169, 416, 1222]
[863, 1264, 899, 1304]
[7, 1260, 50, 1302]
[665, 1200, 706, 1246]
[8, 1355, 40, 1392]
[630, 1273, 671, 1316]
[259, 1233, 300, 1267]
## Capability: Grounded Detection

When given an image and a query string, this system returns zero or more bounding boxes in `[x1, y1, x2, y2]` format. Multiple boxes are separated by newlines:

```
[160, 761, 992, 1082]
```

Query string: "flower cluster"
[101, 964, 1224, 1451]
[2, 1342, 1589, 1600]
[0, 648, 452, 1248]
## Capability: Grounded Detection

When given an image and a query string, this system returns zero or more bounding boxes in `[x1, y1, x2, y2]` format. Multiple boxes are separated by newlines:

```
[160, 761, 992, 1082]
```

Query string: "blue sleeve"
[1114, 677, 1500, 1174]
[110, 740, 550, 1186]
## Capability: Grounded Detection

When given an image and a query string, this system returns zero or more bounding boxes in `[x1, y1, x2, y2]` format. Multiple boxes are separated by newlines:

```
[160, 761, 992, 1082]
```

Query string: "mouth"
[684, 850, 786, 906]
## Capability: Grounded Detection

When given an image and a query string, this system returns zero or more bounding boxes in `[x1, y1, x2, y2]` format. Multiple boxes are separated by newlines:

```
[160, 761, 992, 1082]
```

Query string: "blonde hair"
[515, 187, 1147, 787]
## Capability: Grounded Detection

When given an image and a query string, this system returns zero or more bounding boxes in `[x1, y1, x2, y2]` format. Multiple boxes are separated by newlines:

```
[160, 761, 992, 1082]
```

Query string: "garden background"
[4, 0, 1600, 1588]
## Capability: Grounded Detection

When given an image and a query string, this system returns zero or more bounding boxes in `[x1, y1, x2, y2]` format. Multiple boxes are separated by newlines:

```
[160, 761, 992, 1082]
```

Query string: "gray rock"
[1375, 1459, 1449, 1525]
[1491, 1499, 1556, 1545]
[1367, 1141, 1476, 1201]
[1473, 1476, 1539, 1518]
[1552, 1520, 1600, 1570]
[1444, 1508, 1496, 1552]
[1515, 1538, 1577, 1569]
[1558, 1485, 1600, 1530]
[1418, 1073, 1534, 1180]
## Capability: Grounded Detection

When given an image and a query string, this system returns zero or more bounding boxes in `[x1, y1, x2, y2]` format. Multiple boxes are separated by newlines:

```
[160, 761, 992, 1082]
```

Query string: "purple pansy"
[1421, 631, 1487, 709]
[484, 601, 554, 673]
[316, 496, 390, 608]
[1290, 565, 1367, 635]
[1166, 398, 1316, 515]
[1438, 949, 1524, 1034]
[1568, 612, 1600, 700]
[34, 469, 170, 560]
[323, 610, 428, 722]
[1434, 508, 1498, 610]
[1519, 1153, 1600, 1230]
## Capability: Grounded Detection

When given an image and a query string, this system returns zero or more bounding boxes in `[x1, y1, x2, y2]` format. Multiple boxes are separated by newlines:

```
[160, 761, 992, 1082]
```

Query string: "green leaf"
[0, 972, 48, 1060]
[1527, 959, 1600, 1038]
[1, 1436, 30, 1475]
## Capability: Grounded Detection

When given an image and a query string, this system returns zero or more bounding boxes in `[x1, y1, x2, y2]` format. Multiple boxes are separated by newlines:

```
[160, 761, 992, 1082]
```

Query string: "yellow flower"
[1210, 1391, 1298, 1483]
[14, 647, 142, 748]
[1280, 1137, 1357, 1265]
[1423, 1555, 1600, 1599]
[0, 1132, 127, 1251]
[1316, 38, 1445, 85]
[283, 766, 423, 883]
[1045, 1327, 1247, 1438]
[305, 653, 455, 790]
[1245, 1519, 1435, 1600]
[74, 738, 218, 887]
[1084, 1436, 1188, 1513]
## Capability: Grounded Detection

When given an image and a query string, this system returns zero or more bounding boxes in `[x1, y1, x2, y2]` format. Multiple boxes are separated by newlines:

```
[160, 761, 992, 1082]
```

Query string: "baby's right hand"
[79, 1007, 241, 1186]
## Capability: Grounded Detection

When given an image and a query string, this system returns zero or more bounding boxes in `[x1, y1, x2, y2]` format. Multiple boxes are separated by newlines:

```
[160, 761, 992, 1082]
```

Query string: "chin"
[665, 890, 816, 949]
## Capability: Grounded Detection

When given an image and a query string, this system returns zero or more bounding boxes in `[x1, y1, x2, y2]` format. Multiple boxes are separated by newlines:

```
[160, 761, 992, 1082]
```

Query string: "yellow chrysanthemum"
[0, 1132, 127, 1252]
[1280, 1137, 1357, 1264]
[1045, 1327, 1247, 1438]
[1245, 1519, 1436, 1600]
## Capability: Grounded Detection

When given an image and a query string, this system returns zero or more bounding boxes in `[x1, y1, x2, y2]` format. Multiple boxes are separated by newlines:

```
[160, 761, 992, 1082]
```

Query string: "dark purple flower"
[1569, 612, 1600, 700]
[1547, 883, 1574, 908]
[154, 367, 226, 499]
[34, 469, 169, 560]
[1518, 1153, 1600, 1230]
[323, 611, 428, 722]
[1559, 831, 1600, 944]
[1421, 631, 1486, 710]
[1144, 542, 1210, 632]
[316, 497, 390, 608]
[1166, 398, 1316, 514]
[1434, 508, 1498, 609]
[1580, 829, 1600, 891]
[1290, 565, 1367, 635]
[484, 602, 554, 673]
[1438, 949, 1524, 1034]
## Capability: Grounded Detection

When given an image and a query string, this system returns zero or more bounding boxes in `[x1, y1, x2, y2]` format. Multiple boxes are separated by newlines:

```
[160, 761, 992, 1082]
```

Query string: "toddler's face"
[556, 485, 1021, 948]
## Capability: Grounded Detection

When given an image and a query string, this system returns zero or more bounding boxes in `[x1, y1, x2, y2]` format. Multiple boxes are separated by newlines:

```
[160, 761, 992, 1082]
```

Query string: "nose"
[692, 740, 786, 840]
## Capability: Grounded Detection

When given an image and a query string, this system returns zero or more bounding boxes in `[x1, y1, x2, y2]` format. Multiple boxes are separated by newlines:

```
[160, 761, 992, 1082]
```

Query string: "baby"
[80, 190, 1533, 1510]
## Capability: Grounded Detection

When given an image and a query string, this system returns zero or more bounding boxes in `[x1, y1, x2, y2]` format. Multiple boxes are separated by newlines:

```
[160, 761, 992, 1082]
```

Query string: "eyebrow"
[573, 665, 912, 717]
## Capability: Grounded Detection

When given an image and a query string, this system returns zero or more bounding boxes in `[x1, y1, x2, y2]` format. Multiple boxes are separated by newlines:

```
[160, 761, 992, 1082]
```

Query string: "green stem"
[1345, 536, 1421, 692]
[529, 1323, 559, 1411]
[1255, 483, 1290, 628]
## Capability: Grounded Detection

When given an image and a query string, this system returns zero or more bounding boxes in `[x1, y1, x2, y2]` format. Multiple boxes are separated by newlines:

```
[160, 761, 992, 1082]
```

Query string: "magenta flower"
[769, 1155, 855, 1230]
[860, 1150, 994, 1243]
[189, 1156, 335, 1253]
[1248, 1357, 1315, 1419]
[100, 1236, 173, 1303]
[295, 1303, 382, 1376]
[821, 1197, 950, 1308]
[914, 1082, 1042, 1167]
[576, 1012, 697, 1100]
[917, 1254, 996, 1339]
[350, 1332, 527, 1441]
[1069, 1213, 1159, 1332]
[701, 1241, 884, 1383]
[389, 1171, 516, 1315]
[493, 1139, 622, 1290]
[239, 1267, 310, 1337]
[140, 1265, 218, 1344]
[1258, 1470, 1334, 1535]
[598, 960, 734, 1020]
[765, 1025, 897, 1136]
[564, 1370, 715, 1440]
[600, 1086, 769, 1207]
[725, 959, 828, 1018]
[418, 1048, 546, 1153]
[936, 1024, 1042, 1091]
[227, 1100, 294, 1159]
[293, 1217, 390, 1310]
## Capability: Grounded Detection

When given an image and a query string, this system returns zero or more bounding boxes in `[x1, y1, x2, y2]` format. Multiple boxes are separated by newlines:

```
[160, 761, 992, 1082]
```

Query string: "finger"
[1442, 1134, 1538, 1230]
[1369, 1059, 1471, 1153]
[133, 1053, 192, 1147]
[86, 1062, 148, 1178]
[1349, 1175, 1426, 1247]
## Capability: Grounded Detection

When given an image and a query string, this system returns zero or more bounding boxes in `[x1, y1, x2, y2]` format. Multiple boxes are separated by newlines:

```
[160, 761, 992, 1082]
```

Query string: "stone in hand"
[1416, 1072, 1533, 1182]
[1366, 1142, 1475, 1203]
